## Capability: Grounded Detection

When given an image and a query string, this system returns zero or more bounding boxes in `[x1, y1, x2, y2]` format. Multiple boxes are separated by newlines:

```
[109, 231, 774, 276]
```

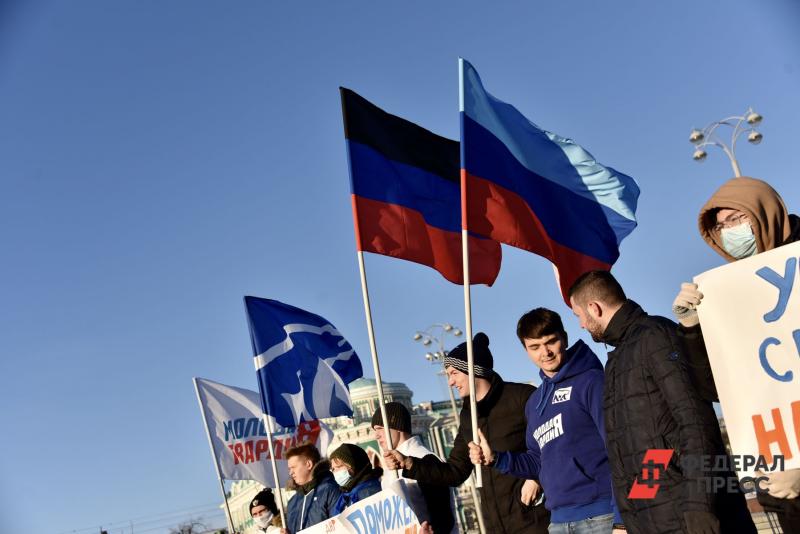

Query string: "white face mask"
[255, 512, 274, 528]
[721, 223, 757, 259]
[333, 469, 352, 487]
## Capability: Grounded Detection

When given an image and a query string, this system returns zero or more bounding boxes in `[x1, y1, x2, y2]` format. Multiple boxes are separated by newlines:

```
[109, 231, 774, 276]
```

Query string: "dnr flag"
[459, 59, 640, 300]
[341, 87, 502, 286]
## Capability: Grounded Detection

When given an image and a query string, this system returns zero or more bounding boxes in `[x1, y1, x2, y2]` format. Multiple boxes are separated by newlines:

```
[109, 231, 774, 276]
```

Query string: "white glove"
[672, 282, 703, 327]
[759, 468, 800, 499]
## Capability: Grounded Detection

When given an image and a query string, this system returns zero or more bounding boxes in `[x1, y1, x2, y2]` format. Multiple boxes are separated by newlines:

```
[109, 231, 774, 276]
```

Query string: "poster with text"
[298, 479, 422, 534]
[695, 240, 800, 477]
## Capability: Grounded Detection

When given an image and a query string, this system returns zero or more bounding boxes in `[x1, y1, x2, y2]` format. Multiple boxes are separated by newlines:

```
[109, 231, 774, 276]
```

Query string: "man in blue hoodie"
[469, 308, 624, 534]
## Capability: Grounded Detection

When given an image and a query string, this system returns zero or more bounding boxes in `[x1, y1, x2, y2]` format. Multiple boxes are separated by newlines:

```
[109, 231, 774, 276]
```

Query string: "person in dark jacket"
[284, 444, 341, 533]
[372, 402, 457, 534]
[330, 443, 383, 514]
[671, 177, 800, 530]
[469, 308, 624, 533]
[383, 332, 550, 533]
[569, 270, 756, 534]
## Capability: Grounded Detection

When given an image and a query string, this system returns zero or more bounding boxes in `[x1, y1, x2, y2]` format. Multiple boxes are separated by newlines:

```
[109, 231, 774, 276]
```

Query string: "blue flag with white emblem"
[244, 296, 363, 427]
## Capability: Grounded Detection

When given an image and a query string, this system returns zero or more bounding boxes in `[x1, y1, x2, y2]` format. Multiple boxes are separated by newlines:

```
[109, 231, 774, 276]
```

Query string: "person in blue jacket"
[330, 443, 383, 514]
[284, 443, 341, 533]
[469, 308, 624, 534]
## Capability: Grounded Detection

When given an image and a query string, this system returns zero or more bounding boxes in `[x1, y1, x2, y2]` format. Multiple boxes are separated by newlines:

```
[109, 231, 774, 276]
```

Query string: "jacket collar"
[476, 372, 504, 417]
[600, 300, 645, 347]
[298, 460, 332, 495]
[341, 463, 382, 493]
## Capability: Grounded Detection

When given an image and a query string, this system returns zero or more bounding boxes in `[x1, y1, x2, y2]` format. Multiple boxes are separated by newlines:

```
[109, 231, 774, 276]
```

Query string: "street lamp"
[688, 107, 763, 177]
[412, 324, 463, 418]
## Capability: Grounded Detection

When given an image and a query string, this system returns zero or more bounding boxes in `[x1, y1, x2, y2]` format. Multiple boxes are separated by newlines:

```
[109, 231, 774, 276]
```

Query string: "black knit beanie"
[443, 332, 493, 378]
[330, 443, 370, 473]
[250, 488, 277, 516]
[371, 402, 412, 434]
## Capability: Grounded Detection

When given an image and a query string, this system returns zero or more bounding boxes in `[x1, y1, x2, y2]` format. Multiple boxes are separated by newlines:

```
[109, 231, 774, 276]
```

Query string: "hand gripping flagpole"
[192, 378, 236, 534]
[458, 57, 483, 491]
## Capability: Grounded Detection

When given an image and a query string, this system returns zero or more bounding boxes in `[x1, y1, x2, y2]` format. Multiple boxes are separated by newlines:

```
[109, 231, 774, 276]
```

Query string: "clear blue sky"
[1, 1, 798, 532]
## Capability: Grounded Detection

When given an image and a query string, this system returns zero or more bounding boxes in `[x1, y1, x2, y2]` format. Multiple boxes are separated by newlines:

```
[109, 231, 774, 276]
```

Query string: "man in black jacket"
[383, 332, 550, 533]
[671, 177, 800, 531]
[569, 270, 755, 534]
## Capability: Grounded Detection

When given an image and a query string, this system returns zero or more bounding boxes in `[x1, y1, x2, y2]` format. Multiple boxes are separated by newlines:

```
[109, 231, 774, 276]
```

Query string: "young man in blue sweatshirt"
[468, 308, 624, 534]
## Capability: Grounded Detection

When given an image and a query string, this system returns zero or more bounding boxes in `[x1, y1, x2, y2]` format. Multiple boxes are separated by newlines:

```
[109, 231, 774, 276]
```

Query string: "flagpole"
[349, 190, 398, 473]
[355, 249, 398, 474]
[192, 378, 236, 534]
[253, 369, 288, 528]
[458, 57, 483, 491]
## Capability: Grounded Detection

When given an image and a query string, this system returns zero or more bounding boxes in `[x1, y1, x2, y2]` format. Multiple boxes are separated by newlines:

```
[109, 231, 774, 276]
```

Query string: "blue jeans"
[548, 513, 614, 534]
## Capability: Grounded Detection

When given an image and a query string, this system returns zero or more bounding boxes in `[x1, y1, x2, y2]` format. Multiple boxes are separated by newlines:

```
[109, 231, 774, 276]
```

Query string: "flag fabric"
[194, 378, 334, 487]
[341, 87, 502, 286]
[459, 59, 640, 299]
[244, 296, 363, 427]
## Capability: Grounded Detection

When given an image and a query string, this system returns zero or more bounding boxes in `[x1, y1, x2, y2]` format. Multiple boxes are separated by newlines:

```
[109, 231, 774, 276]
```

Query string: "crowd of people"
[246, 177, 800, 534]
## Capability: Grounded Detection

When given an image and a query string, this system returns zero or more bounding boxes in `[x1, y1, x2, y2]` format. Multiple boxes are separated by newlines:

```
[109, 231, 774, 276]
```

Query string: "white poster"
[695, 241, 800, 477]
[299, 480, 422, 534]
[194, 377, 332, 487]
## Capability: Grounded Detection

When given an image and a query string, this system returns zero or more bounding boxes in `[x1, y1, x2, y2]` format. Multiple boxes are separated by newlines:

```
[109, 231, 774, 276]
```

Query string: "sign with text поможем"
[298, 479, 422, 534]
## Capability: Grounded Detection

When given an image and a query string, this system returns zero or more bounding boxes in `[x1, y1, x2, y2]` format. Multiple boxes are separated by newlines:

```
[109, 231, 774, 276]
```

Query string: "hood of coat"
[699, 177, 792, 262]
[341, 462, 383, 493]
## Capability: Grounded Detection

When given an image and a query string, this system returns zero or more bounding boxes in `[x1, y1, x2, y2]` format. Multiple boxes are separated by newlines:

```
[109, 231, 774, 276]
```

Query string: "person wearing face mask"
[330, 443, 383, 514]
[248, 488, 283, 534]
[671, 177, 800, 531]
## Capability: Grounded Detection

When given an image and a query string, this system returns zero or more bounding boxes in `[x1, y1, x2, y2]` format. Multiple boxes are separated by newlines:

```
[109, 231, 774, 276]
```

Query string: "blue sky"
[1, 1, 798, 532]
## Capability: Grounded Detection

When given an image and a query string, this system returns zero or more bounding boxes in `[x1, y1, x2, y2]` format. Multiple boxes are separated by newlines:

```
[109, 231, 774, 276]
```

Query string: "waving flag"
[193, 378, 334, 486]
[459, 59, 640, 299]
[341, 87, 502, 286]
[244, 296, 363, 427]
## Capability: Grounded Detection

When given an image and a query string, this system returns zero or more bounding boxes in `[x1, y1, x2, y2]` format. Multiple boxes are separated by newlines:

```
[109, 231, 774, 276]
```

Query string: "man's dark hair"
[568, 270, 626, 307]
[516, 308, 567, 344]
[285, 442, 321, 465]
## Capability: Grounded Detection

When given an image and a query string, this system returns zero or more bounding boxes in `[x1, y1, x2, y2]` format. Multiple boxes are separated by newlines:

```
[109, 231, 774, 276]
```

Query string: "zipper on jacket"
[300, 487, 314, 529]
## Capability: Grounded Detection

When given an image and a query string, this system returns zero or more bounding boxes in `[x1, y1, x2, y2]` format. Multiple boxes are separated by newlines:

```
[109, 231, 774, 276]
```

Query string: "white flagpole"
[459, 57, 483, 490]
[192, 378, 236, 534]
[253, 368, 288, 527]
[356, 250, 398, 475]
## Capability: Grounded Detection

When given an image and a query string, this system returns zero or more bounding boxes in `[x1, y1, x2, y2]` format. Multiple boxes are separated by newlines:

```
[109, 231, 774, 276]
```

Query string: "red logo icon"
[628, 449, 674, 499]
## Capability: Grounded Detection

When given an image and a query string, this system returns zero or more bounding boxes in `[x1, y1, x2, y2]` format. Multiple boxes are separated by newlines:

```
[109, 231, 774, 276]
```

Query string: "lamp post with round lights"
[413, 323, 462, 418]
[689, 108, 763, 177]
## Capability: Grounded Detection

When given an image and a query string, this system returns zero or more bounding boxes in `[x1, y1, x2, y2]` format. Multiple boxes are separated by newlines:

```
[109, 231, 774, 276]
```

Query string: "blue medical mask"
[721, 223, 757, 259]
[333, 469, 352, 487]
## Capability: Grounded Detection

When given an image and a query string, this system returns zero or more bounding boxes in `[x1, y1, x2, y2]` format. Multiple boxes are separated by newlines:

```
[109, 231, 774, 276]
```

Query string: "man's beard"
[586, 316, 604, 343]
